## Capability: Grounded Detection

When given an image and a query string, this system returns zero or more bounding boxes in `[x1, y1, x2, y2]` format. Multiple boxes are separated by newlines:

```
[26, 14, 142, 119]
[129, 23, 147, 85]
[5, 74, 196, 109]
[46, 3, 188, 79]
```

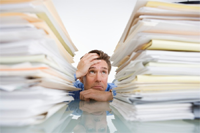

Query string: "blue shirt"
[70, 74, 117, 100]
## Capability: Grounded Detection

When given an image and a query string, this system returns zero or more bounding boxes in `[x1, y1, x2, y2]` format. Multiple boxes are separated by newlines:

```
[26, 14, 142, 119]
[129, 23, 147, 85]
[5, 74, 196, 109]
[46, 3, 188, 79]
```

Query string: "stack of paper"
[0, 0, 79, 126]
[110, 0, 200, 121]
[111, 99, 195, 121]
[111, 104, 200, 133]
[0, 103, 73, 133]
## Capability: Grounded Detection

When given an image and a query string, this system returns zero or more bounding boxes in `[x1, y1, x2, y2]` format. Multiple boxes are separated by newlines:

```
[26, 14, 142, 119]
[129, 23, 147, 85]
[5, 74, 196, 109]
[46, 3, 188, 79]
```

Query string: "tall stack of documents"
[111, 105, 200, 133]
[1, 103, 73, 133]
[0, 0, 79, 126]
[110, 0, 200, 121]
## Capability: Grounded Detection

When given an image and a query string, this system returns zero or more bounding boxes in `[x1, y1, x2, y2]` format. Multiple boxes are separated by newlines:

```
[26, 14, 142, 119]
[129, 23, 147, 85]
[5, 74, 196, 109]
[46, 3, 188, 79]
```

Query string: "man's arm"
[80, 89, 113, 102]
[76, 53, 101, 79]
[80, 83, 116, 102]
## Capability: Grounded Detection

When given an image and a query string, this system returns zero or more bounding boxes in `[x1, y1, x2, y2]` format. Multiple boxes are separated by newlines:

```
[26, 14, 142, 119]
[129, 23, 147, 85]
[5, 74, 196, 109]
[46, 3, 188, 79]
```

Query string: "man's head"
[80, 50, 111, 91]
[88, 50, 111, 74]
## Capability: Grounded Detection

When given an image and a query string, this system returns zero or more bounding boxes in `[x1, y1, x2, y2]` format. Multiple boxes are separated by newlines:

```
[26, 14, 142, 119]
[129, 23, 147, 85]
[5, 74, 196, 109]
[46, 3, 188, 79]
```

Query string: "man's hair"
[88, 50, 111, 74]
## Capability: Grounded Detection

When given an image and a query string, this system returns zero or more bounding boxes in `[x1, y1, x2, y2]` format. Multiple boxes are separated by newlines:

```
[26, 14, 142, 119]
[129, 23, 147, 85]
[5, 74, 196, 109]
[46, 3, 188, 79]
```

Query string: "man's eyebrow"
[89, 67, 108, 70]
[101, 67, 108, 70]
[89, 67, 96, 70]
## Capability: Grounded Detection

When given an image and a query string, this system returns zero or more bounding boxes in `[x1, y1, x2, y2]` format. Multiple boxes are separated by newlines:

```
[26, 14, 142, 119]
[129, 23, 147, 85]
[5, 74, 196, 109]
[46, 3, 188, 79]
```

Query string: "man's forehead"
[90, 60, 108, 69]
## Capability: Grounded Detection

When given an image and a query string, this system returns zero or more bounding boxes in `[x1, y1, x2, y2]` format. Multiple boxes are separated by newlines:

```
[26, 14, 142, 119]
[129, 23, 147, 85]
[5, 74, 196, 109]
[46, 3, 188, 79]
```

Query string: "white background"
[52, 0, 136, 82]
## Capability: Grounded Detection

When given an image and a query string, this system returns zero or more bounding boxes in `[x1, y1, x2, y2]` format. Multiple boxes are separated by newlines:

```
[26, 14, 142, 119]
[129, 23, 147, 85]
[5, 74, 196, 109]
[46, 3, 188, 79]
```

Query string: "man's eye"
[89, 71, 95, 74]
[102, 71, 107, 74]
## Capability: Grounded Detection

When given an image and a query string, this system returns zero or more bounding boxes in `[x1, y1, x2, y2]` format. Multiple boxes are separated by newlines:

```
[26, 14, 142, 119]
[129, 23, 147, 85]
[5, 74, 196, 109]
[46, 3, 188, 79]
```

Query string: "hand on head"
[76, 53, 101, 79]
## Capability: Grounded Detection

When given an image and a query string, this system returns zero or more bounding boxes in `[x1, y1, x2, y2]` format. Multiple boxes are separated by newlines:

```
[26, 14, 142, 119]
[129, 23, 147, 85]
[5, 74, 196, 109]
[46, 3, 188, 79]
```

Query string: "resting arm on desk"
[71, 75, 117, 102]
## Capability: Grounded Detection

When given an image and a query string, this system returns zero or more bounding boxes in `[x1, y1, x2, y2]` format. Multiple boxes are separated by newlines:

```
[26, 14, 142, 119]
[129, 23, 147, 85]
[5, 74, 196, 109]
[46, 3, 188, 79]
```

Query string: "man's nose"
[95, 72, 102, 82]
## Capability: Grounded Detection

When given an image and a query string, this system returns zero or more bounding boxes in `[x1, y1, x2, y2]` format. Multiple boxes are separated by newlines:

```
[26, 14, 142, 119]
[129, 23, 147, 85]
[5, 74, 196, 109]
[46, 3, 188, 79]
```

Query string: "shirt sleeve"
[107, 83, 117, 96]
[69, 74, 84, 100]
[73, 80, 84, 89]
[74, 73, 77, 81]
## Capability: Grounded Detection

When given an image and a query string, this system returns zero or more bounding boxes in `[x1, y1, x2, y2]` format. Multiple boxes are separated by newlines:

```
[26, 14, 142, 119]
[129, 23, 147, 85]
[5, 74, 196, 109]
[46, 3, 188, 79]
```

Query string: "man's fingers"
[80, 94, 83, 100]
[80, 93, 86, 101]
[80, 90, 90, 101]
[81, 90, 97, 100]
[90, 60, 101, 65]
[85, 98, 90, 102]
[82, 53, 97, 59]
[80, 90, 93, 101]
[83, 53, 99, 61]
[86, 55, 99, 63]
[80, 92, 91, 101]
[80, 54, 99, 66]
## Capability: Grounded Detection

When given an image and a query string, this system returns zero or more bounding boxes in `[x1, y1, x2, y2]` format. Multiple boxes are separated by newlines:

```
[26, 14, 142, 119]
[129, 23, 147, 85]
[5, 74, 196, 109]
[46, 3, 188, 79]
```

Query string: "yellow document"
[133, 84, 200, 93]
[36, 12, 74, 56]
[145, 62, 200, 68]
[0, 0, 32, 4]
[142, 39, 200, 52]
[42, 0, 77, 51]
[133, 75, 200, 83]
[146, 1, 200, 11]
[33, 21, 74, 63]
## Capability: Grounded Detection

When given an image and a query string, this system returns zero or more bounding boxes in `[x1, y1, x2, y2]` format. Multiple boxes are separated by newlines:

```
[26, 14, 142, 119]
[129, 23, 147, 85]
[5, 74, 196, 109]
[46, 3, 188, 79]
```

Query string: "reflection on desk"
[0, 100, 199, 133]
[111, 106, 200, 133]
[66, 100, 111, 133]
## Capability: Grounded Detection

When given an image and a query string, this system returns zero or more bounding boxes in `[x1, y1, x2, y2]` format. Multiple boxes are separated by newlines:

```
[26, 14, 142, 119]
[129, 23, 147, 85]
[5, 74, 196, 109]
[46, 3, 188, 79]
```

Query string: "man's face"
[82, 60, 108, 91]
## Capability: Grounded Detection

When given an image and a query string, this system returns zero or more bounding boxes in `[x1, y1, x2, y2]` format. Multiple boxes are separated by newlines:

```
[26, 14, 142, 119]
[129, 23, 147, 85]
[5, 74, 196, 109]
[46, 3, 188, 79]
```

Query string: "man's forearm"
[76, 71, 82, 79]
[80, 89, 113, 102]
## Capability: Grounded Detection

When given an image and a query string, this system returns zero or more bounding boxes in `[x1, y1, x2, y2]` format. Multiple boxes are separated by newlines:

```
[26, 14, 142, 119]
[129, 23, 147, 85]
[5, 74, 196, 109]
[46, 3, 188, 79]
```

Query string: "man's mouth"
[92, 86, 103, 90]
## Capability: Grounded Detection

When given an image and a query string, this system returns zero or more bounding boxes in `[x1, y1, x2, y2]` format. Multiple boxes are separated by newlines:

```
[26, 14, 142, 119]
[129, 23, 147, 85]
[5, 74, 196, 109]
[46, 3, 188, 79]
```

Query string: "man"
[70, 50, 116, 102]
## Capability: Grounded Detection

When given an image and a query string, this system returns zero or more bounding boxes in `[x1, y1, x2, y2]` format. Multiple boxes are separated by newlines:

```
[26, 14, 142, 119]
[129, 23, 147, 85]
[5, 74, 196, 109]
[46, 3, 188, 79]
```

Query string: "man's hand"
[80, 89, 113, 102]
[76, 53, 101, 79]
